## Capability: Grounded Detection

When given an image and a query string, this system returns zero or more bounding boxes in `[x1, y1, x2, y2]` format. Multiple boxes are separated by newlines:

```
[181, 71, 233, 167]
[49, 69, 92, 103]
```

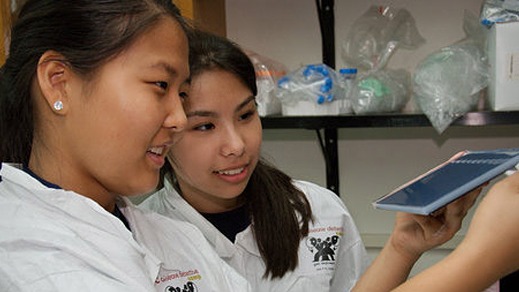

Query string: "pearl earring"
[53, 100, 63, 111]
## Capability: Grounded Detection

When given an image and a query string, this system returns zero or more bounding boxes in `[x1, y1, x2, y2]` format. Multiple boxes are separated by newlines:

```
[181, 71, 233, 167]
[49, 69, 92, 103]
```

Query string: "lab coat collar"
[161, 178, 263, 258]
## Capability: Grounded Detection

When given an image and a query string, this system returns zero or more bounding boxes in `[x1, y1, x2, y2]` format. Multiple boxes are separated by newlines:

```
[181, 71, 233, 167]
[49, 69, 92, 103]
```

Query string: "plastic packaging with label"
[338, 68, 358, 114]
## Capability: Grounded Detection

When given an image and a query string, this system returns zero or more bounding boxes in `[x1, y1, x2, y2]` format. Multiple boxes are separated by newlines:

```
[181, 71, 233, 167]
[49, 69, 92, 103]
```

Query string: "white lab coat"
[141, 178, 370, 292]
[0, 163, 251, 292]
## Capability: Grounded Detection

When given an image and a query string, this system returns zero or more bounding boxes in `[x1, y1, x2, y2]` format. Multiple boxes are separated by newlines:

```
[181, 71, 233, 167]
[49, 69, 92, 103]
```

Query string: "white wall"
[226, 0, 519, 276]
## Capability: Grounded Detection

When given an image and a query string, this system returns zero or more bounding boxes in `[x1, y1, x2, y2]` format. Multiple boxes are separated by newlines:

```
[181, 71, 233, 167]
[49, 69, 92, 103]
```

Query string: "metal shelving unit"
[264, 1, 519, 195]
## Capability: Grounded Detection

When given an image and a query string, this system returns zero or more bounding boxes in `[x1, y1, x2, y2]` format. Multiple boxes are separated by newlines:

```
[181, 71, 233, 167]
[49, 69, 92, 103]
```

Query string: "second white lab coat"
[142, 178, 370, 292]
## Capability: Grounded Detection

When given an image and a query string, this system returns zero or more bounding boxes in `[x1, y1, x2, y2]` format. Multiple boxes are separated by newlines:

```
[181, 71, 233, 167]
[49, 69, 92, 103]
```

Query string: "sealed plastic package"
[341, 6, 423, 114]
[351, 69, 411, 114]
[413, 11, 488, 133]
[276, 64, 348, 116]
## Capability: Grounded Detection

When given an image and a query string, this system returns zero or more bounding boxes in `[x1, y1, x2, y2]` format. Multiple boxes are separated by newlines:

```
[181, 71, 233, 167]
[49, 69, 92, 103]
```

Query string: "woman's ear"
[36, 51, 72, 115]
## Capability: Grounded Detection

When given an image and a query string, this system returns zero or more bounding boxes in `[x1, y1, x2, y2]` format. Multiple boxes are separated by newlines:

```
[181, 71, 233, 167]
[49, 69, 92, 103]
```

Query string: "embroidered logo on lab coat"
[155, 268, 202, 292]
[298, 224, 343, 275]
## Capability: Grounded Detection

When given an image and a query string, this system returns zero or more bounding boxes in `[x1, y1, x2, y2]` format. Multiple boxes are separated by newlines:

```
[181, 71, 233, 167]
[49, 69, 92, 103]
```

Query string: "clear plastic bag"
[277, 63, 343, 105]
[413, 11, 488, 134]
[341, 5, 425, 71]
[245, 50, 287, 116]
[350, 69, 411, 114]
[276, 64, 351, 115]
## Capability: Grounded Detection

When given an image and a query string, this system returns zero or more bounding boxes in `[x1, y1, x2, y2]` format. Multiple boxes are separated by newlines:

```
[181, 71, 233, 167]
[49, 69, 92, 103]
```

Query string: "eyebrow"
[186, 95, 256, 118]
[236, 95, 256, 112]
[150, 61, 178, 76]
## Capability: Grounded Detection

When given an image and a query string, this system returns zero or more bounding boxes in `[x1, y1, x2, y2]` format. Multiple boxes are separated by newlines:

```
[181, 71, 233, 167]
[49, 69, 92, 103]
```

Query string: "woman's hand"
[352, 185, 485, 292]
[389, 184, 483, 262]
[391, 173, 519, 292]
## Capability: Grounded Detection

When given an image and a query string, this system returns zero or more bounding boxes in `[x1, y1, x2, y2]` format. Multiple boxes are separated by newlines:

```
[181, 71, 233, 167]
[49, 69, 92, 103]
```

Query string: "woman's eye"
[194, 123, 215, 131]
[239, 110, 255, 121]
[155, 81, 169, 90]
[179, 91, 189, 100]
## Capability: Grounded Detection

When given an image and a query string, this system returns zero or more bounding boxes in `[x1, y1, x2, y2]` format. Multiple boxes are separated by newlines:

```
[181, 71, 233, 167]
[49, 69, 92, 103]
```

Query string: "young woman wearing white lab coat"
[0, 1, 250, 291]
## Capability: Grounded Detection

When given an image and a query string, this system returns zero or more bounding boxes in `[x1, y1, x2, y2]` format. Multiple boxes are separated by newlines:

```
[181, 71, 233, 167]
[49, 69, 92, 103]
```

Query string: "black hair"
[0, 0, 188, 164]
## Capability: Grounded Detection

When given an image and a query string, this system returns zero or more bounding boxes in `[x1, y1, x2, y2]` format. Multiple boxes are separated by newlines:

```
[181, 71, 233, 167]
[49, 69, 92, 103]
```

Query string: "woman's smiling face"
[59, 18, 189, 200]
[168, 68, 262, 213]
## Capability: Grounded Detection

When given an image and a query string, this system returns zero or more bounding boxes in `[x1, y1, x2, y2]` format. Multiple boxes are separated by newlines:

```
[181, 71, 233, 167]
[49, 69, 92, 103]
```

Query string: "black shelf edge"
[260, 111, 519, 129]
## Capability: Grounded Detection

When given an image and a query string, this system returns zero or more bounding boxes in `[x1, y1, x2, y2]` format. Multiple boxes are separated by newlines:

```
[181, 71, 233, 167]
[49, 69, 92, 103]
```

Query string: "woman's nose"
[220, 126, 245, 157]
[163, 94, 187, 132]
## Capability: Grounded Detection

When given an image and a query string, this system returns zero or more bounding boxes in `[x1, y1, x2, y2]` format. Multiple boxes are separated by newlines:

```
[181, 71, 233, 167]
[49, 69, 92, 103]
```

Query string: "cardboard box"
[488, 22, 519, 111]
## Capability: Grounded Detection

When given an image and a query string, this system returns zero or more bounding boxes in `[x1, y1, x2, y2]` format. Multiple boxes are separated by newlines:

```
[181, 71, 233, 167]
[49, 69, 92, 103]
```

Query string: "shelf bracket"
[316, 128, 340, 195]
